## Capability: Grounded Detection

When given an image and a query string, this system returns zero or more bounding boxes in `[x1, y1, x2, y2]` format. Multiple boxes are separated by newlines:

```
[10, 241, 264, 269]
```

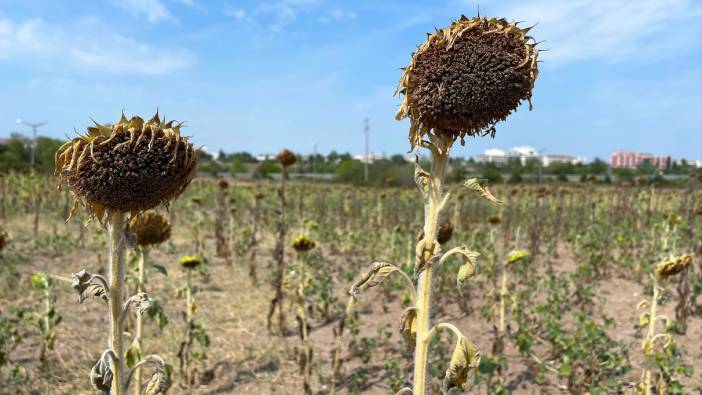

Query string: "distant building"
[609, 150, 668, 170]
[353, 153, 385, 163]
[475, 146, 583, 166]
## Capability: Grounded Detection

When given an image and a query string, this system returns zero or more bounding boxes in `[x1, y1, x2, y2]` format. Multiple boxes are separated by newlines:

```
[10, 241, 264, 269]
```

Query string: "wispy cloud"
[223, 4, 246, 20]
[487, 0, 701, 64]
[172, 0, 207, 13]
[110, 0, 176, 23]
[319, 9, 357, 24]
[254, 0, 322, 31]
[0, 17, 194, 74]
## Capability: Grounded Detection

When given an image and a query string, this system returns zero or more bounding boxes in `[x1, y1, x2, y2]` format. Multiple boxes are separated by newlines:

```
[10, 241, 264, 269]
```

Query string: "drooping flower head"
[655, 254, 692, 280]
[55, 112, 197, 223]
[276, 149, 298, 168]
[396, 16, 539, 150]
[129, 210, 171, 246]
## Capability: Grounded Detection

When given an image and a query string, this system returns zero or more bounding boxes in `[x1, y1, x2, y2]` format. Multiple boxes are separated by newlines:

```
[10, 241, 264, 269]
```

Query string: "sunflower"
[55, 112, 197, 223]
[395, 16, 539, 150]
[129, 210, 171, 246]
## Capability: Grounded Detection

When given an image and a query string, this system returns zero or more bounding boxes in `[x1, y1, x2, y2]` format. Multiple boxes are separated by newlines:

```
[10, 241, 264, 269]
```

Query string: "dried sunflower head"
[655, 254, 692, 279]
[55, 112, 197, 223]
[276, 149, 298, 167]
[218, 179, 229, 190]
[693, 204, 702, 216]
[396, 15, 539, 150]
[254, 192, 265, 200]
[417, 218, 454, 244]
[0, 231, 7, 252]
[179, 255, 202, 270]
[129, 210, 171, 246]
[292, 235, 316, 252]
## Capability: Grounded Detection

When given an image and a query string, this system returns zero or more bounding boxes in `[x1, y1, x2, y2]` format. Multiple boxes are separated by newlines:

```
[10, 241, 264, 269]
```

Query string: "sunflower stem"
[413, 135, 450, 395]
[108, 212, 127, 395]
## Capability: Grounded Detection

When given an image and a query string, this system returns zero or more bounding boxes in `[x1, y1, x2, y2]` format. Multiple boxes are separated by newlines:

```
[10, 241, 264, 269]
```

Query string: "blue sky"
[0, 0, 700, 161]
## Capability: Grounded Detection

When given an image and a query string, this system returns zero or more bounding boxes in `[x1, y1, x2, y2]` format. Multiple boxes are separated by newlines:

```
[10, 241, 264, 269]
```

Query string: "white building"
[353, 153, 385, 163]
[475, 146, 583, 166]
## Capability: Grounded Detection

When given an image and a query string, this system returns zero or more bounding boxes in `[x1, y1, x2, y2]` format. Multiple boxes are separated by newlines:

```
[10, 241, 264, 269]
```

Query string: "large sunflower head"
[55, 112, 197, 223]
[129, 210, 171, 246]
[396, 15, 539, 150]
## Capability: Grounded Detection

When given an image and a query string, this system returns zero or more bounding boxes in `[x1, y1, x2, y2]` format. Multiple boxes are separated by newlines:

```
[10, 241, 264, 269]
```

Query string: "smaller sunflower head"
[129, 210, 171, 246]
[276, 149, 298, 167]
[190, 197, 202, 205]
[55, 112, 197, 223]
[0, 231, 8, 252]
[655, 254, 692, 280]
[487, 215, 502, 225]
[218, 179, 229, 190]
[254, 192, 265, 200]
[292, 235, 316, 252]
[179, 255, 202, 270]
[693, 204, 702, 217]
[416, 218, 454, 244]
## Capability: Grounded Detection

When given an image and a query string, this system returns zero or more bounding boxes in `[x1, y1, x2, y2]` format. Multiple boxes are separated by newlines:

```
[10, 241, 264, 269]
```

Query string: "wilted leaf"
[440, 246, 480, 285]
[349, 262, 401, 297]
[443, 336, 480, 391]
[463, 178, 503, 205]
[125, 342, 141, 368]
[506, 250, 529, 264]
[399, 307, 417, 352]
[129, 293, 153, 315]
[71, 270, 108, 304]
[144, 361, 169, 395]
[90, 350, 114, 394]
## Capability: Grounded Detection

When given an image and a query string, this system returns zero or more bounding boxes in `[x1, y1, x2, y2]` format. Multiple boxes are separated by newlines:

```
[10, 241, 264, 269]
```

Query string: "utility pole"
[16, 118, 47, 170]
[312, 143, 318, 174]
[363, 118, 369, 183]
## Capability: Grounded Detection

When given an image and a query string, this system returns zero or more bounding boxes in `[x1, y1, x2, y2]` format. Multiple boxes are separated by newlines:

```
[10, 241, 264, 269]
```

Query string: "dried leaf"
[399, 307, 417, 352]
[71, 269, 108, 304]
[443, 336, 480, 391]
[463, 178, 503, 205]
[90, 350, 114, 394]
[144, 363, 169, 395]
[350, 262, 401, 297]
[440, 246, 480, 285]
[506, 250, 529, 264]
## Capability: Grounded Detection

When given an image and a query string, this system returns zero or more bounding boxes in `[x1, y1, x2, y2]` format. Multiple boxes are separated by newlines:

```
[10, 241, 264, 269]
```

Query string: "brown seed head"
[396, 15, 539, 150]
[417, 218, 454, 244]
[693, 203, 702, 216]
[218, 179, 229, 190]
[254, 192, 265, 200]
[276, 149, 298, 167]
[129, 210, 171, 246]
[0, 231, 7, 252]
[487, 215, 501, 225]
[55, 112, 197, 222]
[655, 254, 692, 279]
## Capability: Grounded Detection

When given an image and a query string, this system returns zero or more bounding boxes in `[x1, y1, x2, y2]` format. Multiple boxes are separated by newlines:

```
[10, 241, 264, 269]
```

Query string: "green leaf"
[150, 263, 168, 276]
[125, 343, 141, 368]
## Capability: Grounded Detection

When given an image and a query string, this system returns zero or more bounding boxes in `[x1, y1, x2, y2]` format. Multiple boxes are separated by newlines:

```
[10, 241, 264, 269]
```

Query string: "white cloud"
[172, 0, 207, 13]
[111, 0, 176, 23]
[0, 17, 194, 74]
[224, 5, 246, 20]
[319, 9, 357, 24]
[254, 0, 321, 31]
[487, 0, 701, 65]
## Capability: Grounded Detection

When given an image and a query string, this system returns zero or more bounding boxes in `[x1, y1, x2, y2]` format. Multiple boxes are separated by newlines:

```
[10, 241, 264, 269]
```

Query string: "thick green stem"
[109, 213, 127, 395]
[414, 138, 450, 395]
